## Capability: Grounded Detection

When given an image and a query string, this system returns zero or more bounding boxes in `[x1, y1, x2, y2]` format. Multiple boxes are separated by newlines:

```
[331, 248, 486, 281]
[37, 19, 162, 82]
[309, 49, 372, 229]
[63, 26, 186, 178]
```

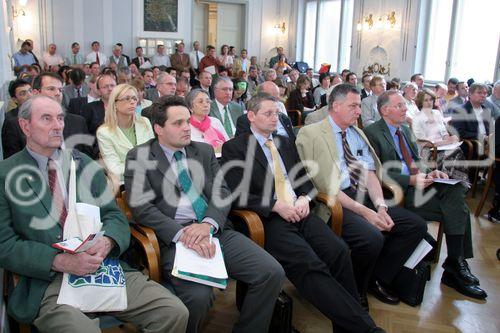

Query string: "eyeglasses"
[116, 95, 138, 102]
[388, 103, 406, 110]
[17, 88, 33, 97]
[259, 111, 280, 118]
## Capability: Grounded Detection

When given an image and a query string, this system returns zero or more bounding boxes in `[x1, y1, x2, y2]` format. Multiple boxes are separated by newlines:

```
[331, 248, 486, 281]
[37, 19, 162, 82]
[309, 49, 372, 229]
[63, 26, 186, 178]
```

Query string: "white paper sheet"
[437, 141, 462, 151]
[174, 238, 228, 279]
[432, 178, 462, 185]
[404, 239, 433, 269]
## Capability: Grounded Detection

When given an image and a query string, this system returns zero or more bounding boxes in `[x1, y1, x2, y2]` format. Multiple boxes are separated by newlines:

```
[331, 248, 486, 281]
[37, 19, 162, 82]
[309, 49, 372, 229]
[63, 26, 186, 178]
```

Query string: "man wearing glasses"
[209, 76, 243, 138]
[361, 75, 386, 127]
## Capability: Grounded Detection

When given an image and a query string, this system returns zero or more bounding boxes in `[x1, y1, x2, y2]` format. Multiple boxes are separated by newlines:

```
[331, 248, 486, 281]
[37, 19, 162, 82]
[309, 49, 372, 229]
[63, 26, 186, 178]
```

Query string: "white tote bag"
[57, 158, 127, 312]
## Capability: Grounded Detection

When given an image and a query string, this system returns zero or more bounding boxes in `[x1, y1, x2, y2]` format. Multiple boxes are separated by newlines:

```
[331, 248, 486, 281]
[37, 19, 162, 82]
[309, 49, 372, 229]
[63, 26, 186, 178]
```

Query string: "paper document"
[404, 239, 433, 269]
[437, 141, 462, 151]
[432, 178, 462, 185]
[139, 61, 152, 69]
[52, 231, 105, 253]
[204, 65, 216, 75]
[172, 238, 228, 288]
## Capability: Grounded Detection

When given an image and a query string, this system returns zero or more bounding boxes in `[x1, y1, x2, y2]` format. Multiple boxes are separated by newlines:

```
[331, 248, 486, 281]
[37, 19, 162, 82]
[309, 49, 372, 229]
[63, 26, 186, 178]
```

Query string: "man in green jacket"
[0, 95, 188, 332]
[363, 90, 487, 300]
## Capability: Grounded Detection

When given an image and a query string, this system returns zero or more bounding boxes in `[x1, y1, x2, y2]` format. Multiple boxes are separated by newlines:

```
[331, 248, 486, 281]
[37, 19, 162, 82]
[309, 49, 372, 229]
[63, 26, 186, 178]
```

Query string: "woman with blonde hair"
[97, 83, 154, 181]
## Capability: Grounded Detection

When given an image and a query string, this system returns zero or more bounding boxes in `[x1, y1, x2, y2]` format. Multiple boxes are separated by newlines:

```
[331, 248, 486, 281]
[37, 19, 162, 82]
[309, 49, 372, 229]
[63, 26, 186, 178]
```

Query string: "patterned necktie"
[96, 52, 100, 65]
[48, 158, 67, 228]
[223, 105, 233, 137]
[395, 128, 419, 175]
[173, 151, 208, 222]
[140, 57, 144, 65]
[264, 139, 294, 204]
[341, 131, 365, 188]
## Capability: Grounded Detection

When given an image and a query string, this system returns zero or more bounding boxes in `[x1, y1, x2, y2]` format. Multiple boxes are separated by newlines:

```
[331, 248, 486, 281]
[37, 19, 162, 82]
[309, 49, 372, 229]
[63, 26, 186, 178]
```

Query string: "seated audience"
[233, 49, 250, 76]
[208, 76, 244, 138]
[413, 89, 467, 181]
[145, 72, 176, 103]
[68, 74, 100, 116]
[221, 93, 384, 333]
[235, 81, 295, 140]
[346, 72, 358, 86]
[264, 69, 277, 82]
[247, 65, 263, 97]
[286, 69, 299, 97]
[82, 73, 116, 137]
[402, 82, 419, 123]
[130, 77, 152, 113]
[65, 41, 84, 67]
[131, 46, 150, 68]
[250, 55, 261, 73]
[193, 70, 214, 99]
[434, 83, 448, 112]
[410, 73, 425, 90]
[42, 43, 65, 71]
[364, 90, 487, 300]
[199, 45, 220, 74]
[231, 78, 248, 110]
[272, 54, 292, 72]
[189, 41, 205, 73]
[306, 68, 320, 88]
[287, 74, 315, 112]
[85, 41, 108, 66]
[143, 68, 156, 89]
[13, 41, 37, 76]
[445, 77, 459, 102]
[269, 46, 286, 68]
[62, 68, 88, 108]
[108, 44, 129, 70]
[360, 73, 373, 99]
[124, 96, 284, 333]
[175, 76, 190, 97]
[170, 42, 192, 73]
[313, 72, 330, 106]
[487, 80, 500, 110]
[273, 77, 288, 104]
[218, 44, 234, 76]
[152, 44, 171, 67]
[0, 94, 188, 333]
[361, 75, 386, 127]
[187, 88, 228, 151]
[97, 84, 154, 181]
[297, 84, 427, 309]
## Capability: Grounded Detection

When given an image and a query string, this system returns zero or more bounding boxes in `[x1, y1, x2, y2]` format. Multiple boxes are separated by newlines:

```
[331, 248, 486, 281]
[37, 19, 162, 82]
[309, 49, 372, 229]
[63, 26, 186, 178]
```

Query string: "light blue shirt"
[328, 117, 375, 190]
[159, 144, 218, 242]
[13, 51, 36, 73]
[386, 123, 413, 176]
[276, 115, 289, 137]
[251, 129, 297, 201]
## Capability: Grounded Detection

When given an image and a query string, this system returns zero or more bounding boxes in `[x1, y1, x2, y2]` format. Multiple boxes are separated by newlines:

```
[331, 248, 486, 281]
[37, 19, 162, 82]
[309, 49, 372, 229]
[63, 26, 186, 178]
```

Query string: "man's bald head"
[257, 81, 280, 98]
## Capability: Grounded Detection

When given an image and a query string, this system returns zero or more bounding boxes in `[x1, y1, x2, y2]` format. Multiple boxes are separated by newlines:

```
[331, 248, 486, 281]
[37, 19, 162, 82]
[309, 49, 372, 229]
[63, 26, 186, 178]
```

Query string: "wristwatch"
[376, 203, 388, 211]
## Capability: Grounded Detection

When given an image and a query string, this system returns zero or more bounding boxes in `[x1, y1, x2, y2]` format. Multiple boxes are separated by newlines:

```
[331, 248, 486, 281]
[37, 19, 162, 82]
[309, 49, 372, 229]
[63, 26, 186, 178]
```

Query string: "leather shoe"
[441, 271, 487, 299]
[368, 280, 399, 305]
[359, 293, 369, 312]
[369, 327, 387, 333]
[442, 257, 480, 285]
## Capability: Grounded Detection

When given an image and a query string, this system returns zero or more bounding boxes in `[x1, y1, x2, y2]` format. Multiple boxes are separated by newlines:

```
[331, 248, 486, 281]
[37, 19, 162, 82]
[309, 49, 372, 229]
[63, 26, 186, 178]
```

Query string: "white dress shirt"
[216, 100, 236, 136]
[189, 50, 205, 70]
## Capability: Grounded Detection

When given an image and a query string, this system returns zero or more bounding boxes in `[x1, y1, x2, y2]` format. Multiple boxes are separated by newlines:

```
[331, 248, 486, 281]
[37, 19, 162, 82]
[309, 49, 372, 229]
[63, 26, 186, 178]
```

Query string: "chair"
[383, 182, 444, 263]
[462, 138, 488, 197]
[474, 157, 500, 217]
[287, 109, 302, 127]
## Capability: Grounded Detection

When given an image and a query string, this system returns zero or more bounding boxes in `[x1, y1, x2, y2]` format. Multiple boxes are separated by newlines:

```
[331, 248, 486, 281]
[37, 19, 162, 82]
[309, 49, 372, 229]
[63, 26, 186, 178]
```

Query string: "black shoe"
[359, 293, 369, 312]
[369, 327, 387, 333]
[442, 257, 480, 285]
[487, 207, 500, 223]
[441, 271, 487, 300]
[368, 280, 399, 305]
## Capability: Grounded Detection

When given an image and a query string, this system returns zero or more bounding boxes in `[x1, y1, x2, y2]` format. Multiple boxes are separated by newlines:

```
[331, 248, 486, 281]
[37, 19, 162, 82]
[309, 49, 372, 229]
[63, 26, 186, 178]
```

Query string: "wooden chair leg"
[475, 164, 494, 217]
[434, 222, 445, 263]
[470, 167, 480, 198]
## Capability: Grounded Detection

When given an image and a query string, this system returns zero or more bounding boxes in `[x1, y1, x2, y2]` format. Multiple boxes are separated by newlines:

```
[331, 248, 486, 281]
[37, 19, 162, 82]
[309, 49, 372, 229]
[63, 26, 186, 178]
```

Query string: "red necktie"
[96, 52, 100, 65]
[48, 159, 68, 228]
[395, 129, 419, 175]
[140, 57, 144, 65]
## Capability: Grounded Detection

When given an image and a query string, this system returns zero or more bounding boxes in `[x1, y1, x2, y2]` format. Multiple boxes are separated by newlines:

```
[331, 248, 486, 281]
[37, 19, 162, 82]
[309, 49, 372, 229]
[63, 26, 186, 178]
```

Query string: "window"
[302, 0, 354, 72]
[422, 0, 500, 82]
[137, 38, 182, 58]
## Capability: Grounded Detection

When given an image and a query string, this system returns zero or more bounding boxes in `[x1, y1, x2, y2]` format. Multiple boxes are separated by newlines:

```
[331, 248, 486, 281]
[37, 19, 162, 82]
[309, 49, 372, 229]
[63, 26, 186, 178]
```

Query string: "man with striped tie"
[296, 84, 428, 309]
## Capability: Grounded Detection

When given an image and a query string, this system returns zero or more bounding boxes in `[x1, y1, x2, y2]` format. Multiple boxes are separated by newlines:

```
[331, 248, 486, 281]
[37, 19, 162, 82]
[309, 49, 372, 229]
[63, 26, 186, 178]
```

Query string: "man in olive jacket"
[0, 95, 188, 332]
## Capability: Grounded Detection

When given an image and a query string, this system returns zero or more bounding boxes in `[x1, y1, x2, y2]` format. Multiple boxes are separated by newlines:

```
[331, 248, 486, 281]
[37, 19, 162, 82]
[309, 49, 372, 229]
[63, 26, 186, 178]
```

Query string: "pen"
[209, 226, 214, 245]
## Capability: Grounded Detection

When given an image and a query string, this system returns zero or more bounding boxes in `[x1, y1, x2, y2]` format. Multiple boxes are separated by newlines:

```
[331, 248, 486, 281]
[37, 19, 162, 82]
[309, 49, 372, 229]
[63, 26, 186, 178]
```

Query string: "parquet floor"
[110, 192, 500, 333]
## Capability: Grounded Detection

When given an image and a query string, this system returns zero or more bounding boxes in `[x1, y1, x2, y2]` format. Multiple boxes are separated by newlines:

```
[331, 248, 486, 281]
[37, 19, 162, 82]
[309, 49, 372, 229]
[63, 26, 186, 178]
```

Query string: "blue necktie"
[173, 151, 208, 222]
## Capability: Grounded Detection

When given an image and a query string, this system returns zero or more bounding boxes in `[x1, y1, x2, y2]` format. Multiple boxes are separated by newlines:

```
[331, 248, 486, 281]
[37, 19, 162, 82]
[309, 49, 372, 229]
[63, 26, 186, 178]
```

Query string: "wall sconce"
[12, 0, 28, 18]
[274, 22, 286, 34]
[357, 12, 396, 31]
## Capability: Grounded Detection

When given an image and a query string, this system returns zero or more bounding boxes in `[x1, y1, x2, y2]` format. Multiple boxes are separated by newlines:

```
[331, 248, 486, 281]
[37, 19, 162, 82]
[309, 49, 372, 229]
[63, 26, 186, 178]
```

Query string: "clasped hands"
[179, 222, 215, 259]
[272, 196, 310, 223]
[52, 236, 114, 276]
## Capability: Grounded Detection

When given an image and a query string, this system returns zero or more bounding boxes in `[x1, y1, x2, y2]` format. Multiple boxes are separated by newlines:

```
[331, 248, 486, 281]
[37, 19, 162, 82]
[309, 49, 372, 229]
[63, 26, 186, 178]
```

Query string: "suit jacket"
[124, 139, 231, 246]
[82, 100, 105, 136]
[296, 118, 381, 198]
[235, 113, 296, 141]
[0, 148, 129, 323]
[1, 109, 92, 159]
[96, 117, 154, 179]
[131, 56, 150, 68]
[363, 119, 427, 192]
[170, 52, 191, 72]
[209, 101, 244, 134]
[233, 58, 250, 76]
[287, 89, 315, 112]
[360, 89, 371, 100]
[221, 133, 316, 218]
[361, 94, 379, 127]
[304, 105, 329, 125]
[62, 84, 89, 109]
[145, 88, 160, 103]
[68, 96, 90, 116]
[450, 101, 491, 140]
[108, 55, 128, 69]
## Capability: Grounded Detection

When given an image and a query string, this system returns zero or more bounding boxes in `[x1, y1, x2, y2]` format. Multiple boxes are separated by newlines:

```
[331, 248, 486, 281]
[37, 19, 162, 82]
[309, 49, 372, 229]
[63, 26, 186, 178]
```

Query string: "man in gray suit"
[62, 68, 88, 108]
[304, 104, 329, 125]
[108, 44, 129, 70]
[209, 76, 244, 138]
[145, 72, 176, 103]
[361, 75, 386, 127]
[124, 96, 284, 333]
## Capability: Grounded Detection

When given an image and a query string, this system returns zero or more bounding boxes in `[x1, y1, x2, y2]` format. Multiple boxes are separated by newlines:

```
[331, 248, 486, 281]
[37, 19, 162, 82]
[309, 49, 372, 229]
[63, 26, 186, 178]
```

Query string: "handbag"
[57, 158, 127, 312]
[392, 260, 431, 307]
[268, 290, 299, 333]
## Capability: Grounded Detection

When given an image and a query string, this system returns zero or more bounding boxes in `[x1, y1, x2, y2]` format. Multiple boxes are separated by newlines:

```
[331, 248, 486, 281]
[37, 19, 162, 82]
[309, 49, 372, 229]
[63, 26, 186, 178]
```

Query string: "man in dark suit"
[2, 73, 93, 159]
[124, 96, 284, 333]
[62, 68, 88, 108]
[209, 76, 244, 138]
[364, 90, 487, 300]
[192, 70, 214, 99]
[131, 46, 150, 69]
[0, 94, 188, 331]
[235, 81, 295, 140]
[81, 73, 116, 136]
[144, 72, 176, 103]
[360, 73, 373, 100]
[221, 93, 383, 333]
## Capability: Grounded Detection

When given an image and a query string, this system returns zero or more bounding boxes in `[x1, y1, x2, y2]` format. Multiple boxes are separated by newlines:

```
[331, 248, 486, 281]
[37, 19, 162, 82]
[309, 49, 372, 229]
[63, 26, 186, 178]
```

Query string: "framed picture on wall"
[143, 0, 178, 32]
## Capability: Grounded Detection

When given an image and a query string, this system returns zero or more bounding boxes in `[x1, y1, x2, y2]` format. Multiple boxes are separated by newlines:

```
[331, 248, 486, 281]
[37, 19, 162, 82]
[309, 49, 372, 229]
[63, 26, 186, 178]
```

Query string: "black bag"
[268, 290, 298, 333]
[392, 260, 431, 306]
[292, 61, 309, 73]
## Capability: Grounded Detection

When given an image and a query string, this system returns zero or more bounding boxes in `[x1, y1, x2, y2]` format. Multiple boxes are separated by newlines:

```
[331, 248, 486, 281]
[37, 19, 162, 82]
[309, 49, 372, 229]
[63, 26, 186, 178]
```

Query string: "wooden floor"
[109, 191, 500, 333]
